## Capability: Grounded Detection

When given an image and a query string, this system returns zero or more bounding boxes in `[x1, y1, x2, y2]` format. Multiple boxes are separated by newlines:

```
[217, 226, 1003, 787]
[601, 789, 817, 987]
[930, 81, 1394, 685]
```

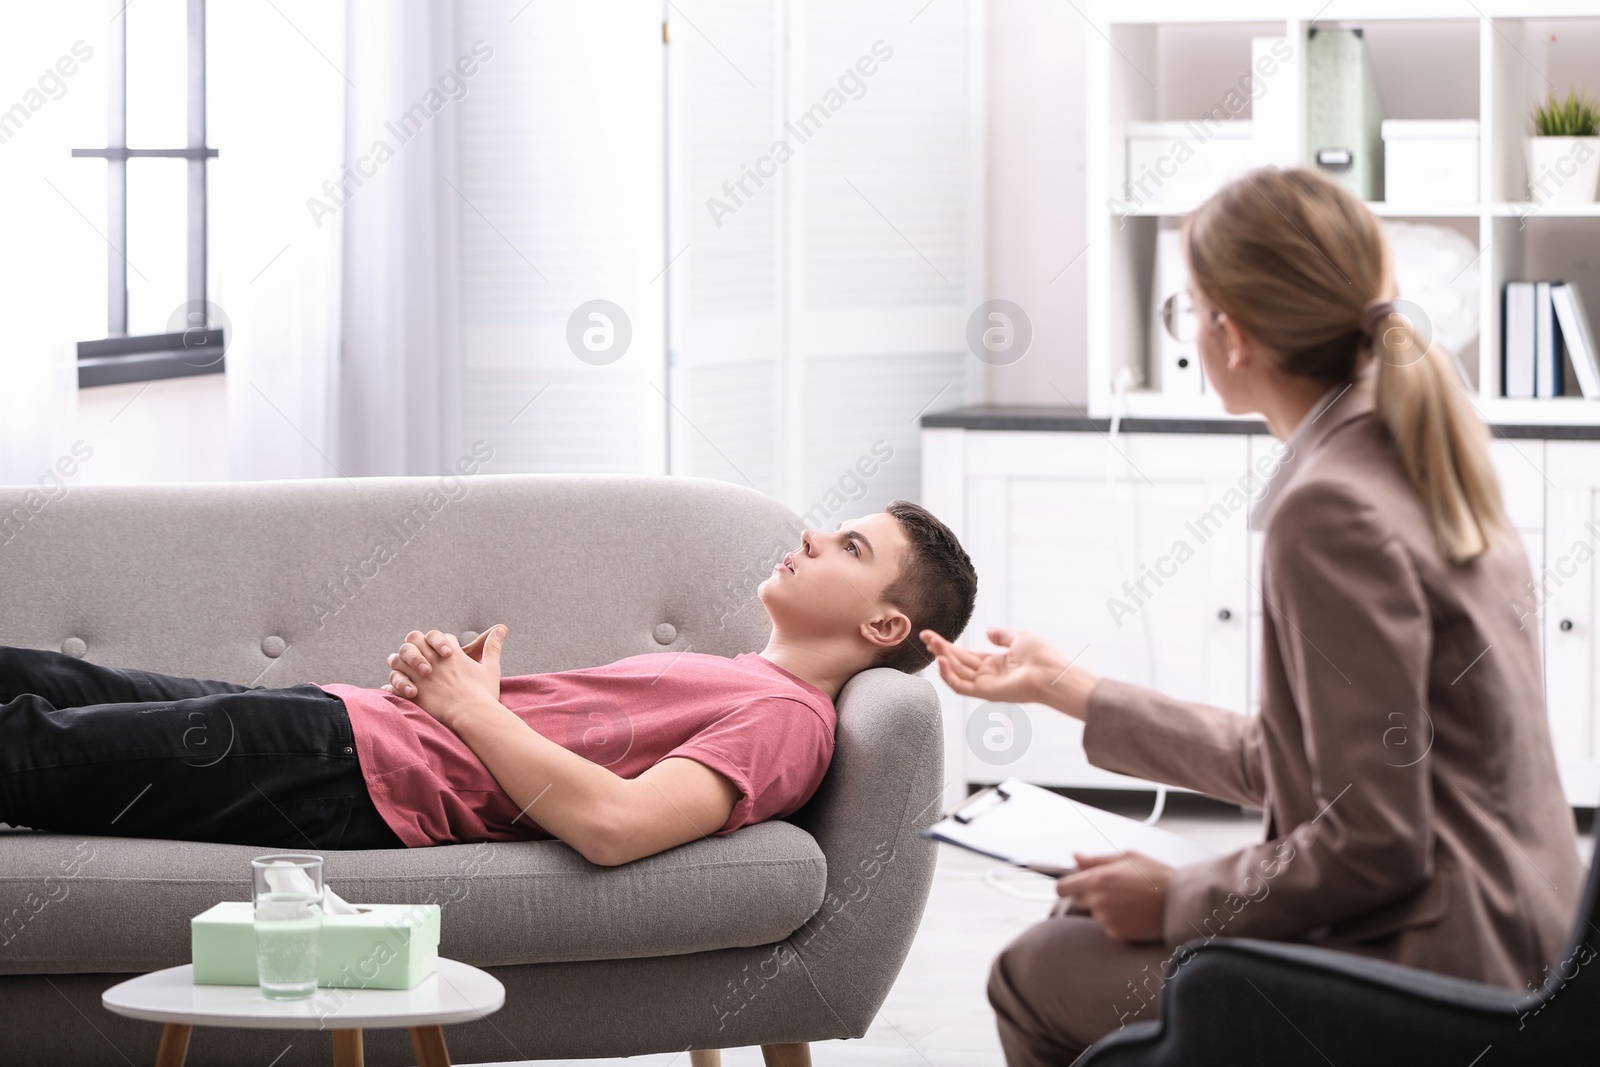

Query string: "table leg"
[332, 1028, 364, 1067]
[408, 1024, 451, 1067]
[154, 1023, 192, 1067]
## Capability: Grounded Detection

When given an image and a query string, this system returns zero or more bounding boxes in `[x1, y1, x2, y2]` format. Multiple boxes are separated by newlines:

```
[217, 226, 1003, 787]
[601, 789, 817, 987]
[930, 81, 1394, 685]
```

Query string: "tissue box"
[191, 902, 440, 990]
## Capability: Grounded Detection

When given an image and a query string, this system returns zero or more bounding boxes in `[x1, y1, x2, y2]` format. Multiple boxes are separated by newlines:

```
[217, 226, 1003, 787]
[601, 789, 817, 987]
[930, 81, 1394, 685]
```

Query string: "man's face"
[758, 512, 912, 647]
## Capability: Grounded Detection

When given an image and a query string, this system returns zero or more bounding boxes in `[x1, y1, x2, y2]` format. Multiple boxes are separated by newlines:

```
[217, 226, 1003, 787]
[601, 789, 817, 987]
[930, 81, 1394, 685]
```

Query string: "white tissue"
[259, 859, 360, 915]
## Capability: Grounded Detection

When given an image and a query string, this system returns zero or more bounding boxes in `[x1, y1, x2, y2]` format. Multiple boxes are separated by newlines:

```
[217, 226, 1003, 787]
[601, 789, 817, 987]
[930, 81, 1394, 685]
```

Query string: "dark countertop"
[919, 405, 1600, 440]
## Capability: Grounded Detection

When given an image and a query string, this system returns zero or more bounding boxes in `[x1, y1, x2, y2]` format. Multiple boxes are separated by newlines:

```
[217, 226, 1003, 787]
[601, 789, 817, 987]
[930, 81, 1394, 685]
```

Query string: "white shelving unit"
[1084, 1, 1600, 425]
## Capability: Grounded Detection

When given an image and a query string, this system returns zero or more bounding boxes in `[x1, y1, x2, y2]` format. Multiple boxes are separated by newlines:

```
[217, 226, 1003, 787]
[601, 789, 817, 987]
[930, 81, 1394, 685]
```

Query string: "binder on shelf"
[1306, 27, 1385, 201]
[1535, 281, 1565, 399]
[1504, 281, 1536, 399]
[1151, 229, 1204, 396]
[1551, 282, 1600, 400]
[921, 778, 1219, 878]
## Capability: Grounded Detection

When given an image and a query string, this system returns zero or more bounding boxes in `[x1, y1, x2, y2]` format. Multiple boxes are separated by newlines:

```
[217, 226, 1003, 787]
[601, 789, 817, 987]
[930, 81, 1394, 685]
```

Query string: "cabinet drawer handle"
[1560, 619, 1574, 632]
[1217, 608, 1233, 621]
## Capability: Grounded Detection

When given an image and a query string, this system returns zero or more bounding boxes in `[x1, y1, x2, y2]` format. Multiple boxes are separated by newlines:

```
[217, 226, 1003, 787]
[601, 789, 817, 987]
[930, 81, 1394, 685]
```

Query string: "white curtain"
[338, 0, 463, 476]
[0, 6, 95, 485]
[215, 0, 464, 481]
[210, 0, 346, 482]
[666, 0, 985, 515]
[454, 0, 666, 477]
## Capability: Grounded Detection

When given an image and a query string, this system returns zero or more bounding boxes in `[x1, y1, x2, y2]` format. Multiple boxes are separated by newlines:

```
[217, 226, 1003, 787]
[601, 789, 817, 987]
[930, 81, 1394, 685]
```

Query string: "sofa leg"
[689, 1052, 722, 1067]
[761, 1043, 811, 1066]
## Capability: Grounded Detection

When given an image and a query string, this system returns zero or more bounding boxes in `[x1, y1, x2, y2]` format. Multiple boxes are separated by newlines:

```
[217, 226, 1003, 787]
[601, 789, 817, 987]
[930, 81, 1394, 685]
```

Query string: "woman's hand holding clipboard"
[923, 779, 1219, 942]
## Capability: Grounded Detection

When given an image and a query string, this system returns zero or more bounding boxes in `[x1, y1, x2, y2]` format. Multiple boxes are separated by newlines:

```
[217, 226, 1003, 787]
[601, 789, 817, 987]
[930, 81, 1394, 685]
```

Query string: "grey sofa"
[0, 473, 945, 1065]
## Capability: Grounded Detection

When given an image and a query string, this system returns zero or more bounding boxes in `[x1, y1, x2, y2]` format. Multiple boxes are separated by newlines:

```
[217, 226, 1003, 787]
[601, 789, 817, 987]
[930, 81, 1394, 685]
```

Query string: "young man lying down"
[0, 501, 976, 863]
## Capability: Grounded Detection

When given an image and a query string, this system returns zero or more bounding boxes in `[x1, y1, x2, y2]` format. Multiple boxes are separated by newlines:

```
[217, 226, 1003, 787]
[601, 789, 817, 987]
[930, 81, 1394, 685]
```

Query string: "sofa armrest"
[780, 667, 944, 1035]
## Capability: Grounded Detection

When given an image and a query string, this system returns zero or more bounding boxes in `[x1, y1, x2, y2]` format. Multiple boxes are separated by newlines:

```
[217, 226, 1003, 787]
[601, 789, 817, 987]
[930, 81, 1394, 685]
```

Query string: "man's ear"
[860, 608, 912, 650]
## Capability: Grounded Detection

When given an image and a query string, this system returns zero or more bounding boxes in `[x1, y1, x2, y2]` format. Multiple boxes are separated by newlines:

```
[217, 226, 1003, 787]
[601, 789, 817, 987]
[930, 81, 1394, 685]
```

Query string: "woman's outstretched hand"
[919, 627, 1100, 719]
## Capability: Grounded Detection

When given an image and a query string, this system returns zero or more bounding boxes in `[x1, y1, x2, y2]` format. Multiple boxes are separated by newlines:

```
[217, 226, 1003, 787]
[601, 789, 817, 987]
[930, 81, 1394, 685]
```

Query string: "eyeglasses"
[1161, 291, 1200, 343]
[1161, 290, 1229, 344]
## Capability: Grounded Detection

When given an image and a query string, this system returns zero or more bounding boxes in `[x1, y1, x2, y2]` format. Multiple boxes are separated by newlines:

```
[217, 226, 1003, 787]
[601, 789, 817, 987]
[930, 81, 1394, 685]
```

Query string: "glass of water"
[250, 854, 324, 1000]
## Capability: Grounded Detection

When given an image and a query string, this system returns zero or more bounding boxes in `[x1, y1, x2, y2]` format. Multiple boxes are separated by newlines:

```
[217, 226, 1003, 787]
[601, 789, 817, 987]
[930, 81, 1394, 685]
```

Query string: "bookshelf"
[1083, 1, 1600, 425]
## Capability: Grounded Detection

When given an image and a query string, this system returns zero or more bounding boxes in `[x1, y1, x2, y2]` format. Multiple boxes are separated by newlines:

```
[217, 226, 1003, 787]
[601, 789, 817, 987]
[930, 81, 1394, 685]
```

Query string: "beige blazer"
[1081, 375, 1585, 991]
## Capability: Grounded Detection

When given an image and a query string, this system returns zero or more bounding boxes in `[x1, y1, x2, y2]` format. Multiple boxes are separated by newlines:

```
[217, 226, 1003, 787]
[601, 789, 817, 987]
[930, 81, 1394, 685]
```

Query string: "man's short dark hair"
[874, 500, 977, 674]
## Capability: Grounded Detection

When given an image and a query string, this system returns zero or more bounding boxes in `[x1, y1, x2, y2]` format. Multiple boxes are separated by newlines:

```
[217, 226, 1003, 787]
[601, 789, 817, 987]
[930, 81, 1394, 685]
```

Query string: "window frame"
[72, 0, 223, 388]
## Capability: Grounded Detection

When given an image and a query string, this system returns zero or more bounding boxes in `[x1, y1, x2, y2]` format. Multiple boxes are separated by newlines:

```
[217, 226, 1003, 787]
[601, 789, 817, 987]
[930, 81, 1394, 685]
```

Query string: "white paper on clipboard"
[921, 778, 1221, 877]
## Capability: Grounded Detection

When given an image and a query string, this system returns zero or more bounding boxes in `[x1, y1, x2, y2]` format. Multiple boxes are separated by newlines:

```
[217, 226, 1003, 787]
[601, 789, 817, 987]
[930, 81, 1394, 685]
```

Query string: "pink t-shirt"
[321, 652, 836, 848]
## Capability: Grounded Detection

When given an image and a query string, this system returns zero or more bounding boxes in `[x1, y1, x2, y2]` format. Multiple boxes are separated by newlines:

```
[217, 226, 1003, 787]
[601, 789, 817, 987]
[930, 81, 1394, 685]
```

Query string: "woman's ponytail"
[1184, 166, 1512, 565]
[1370, 310, 1511, 562]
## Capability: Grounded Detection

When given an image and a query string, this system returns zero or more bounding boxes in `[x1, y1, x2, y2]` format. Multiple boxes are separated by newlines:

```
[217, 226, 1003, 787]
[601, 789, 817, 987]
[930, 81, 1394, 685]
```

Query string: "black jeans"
[0, 646, 406, 850]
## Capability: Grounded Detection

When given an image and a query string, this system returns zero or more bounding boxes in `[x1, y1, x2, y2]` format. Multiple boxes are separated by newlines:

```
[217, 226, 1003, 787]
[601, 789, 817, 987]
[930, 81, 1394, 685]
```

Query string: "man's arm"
[392, 628, 741, 865]
[448, 693, 741, 864]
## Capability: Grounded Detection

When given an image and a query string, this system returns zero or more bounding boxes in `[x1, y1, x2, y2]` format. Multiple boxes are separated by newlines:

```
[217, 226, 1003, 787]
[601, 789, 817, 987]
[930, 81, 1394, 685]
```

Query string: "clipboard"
[921, 778, 1220, 877]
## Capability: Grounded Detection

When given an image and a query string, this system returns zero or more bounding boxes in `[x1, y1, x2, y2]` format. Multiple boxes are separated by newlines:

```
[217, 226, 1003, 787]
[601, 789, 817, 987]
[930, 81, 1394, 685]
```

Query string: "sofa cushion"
[0, 821, 826, 974]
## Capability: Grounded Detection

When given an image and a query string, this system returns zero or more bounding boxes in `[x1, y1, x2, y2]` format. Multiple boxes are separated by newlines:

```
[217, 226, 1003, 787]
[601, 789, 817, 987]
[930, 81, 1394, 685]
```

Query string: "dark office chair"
[1081, 832, 1599, 1066]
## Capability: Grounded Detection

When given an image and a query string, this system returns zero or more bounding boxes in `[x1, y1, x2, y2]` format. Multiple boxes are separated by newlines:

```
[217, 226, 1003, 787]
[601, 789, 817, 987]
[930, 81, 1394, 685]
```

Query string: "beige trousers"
[987, 912, 1178, 1065]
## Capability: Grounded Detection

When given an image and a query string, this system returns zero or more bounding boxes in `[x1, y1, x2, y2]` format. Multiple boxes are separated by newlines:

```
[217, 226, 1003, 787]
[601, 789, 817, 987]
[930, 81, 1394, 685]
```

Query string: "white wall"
[983, 0, 1088, 407]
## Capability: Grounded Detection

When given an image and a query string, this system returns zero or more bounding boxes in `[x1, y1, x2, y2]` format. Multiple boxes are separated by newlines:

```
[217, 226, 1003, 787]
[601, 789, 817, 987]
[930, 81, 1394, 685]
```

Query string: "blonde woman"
[921, 166, 1585, 1065]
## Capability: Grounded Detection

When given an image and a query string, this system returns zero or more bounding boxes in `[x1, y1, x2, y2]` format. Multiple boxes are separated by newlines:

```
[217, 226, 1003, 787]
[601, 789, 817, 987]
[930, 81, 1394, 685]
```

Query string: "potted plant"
[1526, 89, 1600, 205]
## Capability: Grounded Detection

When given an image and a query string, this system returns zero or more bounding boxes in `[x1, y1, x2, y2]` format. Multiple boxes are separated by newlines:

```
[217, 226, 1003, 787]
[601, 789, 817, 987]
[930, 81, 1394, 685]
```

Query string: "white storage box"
[1381, 119, 1479, 205]
[1125, 121, 1265, 207]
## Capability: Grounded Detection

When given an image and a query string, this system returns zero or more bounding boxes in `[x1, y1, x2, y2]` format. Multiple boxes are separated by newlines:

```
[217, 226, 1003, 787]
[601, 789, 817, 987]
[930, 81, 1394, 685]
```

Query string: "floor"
[476, 796, 1595, 1066]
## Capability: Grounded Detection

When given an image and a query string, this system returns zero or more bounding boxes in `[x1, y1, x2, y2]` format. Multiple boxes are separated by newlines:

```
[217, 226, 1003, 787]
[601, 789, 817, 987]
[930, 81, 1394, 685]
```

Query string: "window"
[73, 0, 222, 387]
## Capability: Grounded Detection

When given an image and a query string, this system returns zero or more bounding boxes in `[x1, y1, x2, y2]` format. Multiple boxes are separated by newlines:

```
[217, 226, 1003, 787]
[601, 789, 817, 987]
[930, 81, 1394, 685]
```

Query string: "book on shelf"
[1551, 283, 1600, 400]
[1504, 280, 1600, 400]
[1504, 281, 1536, 399]
[1535, 281, 1564, 399]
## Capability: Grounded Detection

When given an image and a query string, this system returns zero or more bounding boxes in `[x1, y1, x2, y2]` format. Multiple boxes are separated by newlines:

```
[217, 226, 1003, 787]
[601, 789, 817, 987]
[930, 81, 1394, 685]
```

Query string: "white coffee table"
[101, 957, 504, 1066]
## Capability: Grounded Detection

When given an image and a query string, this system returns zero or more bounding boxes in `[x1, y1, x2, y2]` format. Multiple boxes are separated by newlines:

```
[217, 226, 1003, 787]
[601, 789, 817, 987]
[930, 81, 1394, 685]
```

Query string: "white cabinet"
[1545, 442, 1600, 806]
[924, 424, 1600, 808]
[950, 429, 1254, 789]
